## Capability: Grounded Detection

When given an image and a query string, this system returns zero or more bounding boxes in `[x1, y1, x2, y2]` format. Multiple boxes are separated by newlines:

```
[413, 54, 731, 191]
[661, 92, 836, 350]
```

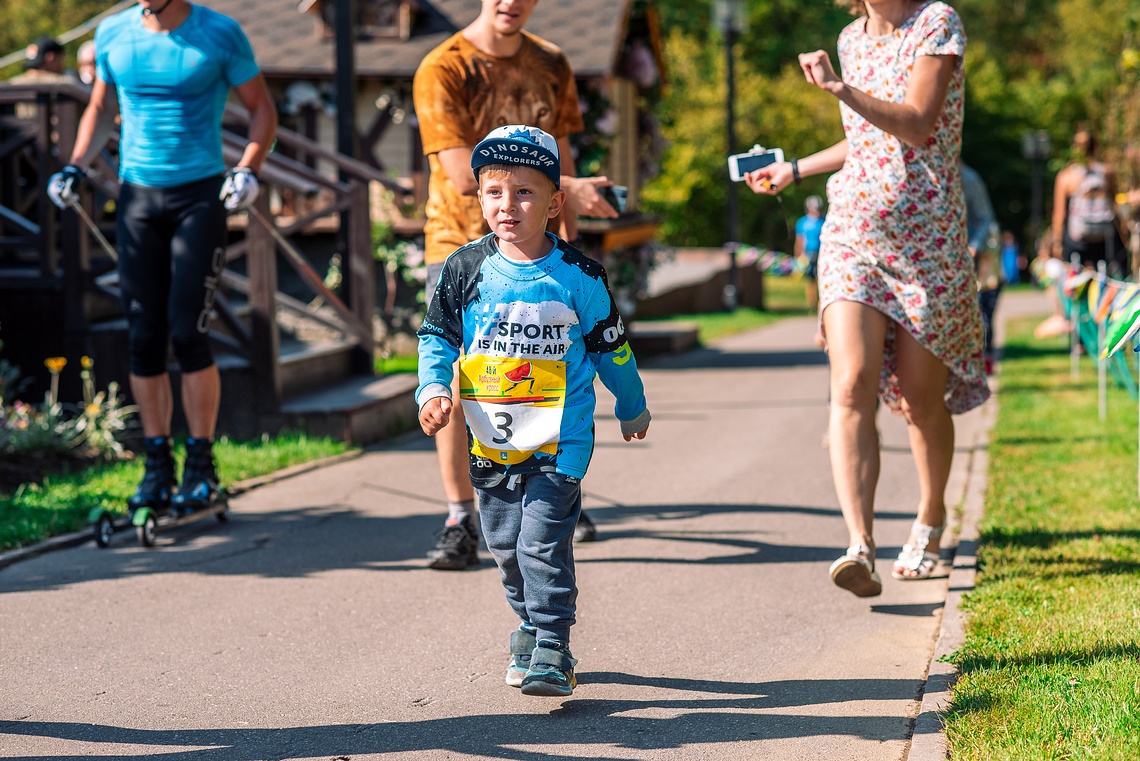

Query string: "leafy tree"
[648, 0, 1140, 252]
[0, 0, 104, 77]
[641, 28, 838, 248]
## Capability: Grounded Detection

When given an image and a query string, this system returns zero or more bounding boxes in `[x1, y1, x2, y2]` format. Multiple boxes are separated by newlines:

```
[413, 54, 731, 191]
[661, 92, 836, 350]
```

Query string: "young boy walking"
[417, 125, 651, 697]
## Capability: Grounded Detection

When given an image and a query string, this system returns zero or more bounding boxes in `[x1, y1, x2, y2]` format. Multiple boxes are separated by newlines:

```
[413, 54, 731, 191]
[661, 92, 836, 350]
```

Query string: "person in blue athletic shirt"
[48, 0, 277, 516]
[417, 125, 651, 697]
[794, 194, 826, 312]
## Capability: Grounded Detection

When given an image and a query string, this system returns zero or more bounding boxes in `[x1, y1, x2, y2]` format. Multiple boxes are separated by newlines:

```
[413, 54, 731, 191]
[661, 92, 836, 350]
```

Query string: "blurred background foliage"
[4, 0, 1138, 254]
[643, 0, 1140, 252]
[0, 0, 105, 68]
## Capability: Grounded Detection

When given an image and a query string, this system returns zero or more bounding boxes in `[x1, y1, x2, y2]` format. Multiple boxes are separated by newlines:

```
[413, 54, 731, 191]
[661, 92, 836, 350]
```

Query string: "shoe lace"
[435, 522, 473, 551]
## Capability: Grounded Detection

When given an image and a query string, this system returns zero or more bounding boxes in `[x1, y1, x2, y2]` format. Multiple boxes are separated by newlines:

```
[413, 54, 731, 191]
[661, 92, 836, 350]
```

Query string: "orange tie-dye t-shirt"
[413, 31, 584, 264]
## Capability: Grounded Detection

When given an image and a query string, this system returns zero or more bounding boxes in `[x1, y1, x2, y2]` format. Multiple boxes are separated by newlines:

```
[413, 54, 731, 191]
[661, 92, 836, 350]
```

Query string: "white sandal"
[892, 520, 944, 580]
[829, 544, 883, 597]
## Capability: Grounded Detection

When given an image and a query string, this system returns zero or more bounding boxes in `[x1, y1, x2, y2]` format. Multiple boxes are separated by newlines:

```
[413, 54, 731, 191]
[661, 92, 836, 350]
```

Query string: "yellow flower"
[44, 357, 67, 373]
[81, 356, 93, 369]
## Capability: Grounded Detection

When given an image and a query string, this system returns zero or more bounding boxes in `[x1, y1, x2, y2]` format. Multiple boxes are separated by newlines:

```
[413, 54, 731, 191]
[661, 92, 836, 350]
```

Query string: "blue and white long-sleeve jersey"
[417, 233, 651, 487]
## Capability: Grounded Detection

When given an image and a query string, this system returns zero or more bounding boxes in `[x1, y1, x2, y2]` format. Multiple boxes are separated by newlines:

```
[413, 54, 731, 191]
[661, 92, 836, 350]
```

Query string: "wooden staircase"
[0, 80, 417, 444]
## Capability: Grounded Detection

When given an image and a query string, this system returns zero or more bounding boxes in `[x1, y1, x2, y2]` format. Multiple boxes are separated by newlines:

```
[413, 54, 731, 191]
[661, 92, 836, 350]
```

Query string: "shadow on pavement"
[869, 602, 945, 617]
[1, 497, 923, 594]
[652, 347, 829, 372]
[0, 673, 922, 760]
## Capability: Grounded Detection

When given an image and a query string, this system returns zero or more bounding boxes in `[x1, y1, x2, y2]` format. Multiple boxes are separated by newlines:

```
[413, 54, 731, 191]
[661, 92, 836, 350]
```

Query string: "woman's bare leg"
[822, 301, 889, 555]
[893, 327, 954, 575]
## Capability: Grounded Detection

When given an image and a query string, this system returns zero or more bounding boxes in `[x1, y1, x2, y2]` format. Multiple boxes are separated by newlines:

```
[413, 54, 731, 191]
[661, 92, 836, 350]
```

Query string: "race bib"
[459, 354, 566, 465]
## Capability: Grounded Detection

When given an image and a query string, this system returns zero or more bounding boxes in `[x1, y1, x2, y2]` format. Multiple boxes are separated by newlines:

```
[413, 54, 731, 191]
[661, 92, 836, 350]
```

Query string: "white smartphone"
[728, 145, 785, 182]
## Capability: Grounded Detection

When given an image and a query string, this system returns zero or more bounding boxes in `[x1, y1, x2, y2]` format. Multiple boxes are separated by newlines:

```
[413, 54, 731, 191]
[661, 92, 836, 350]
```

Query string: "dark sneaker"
[573, 509, 598, 543]
[427, 515, 479, 570]
[128, 436, 176, 515]
[172, 437, 219, 516]
[520, 639, 577, 697]
[506, 624, 536, 687]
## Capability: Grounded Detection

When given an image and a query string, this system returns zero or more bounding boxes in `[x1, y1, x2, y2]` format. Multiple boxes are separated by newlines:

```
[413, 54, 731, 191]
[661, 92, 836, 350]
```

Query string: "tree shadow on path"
[0, 674, 922, 760]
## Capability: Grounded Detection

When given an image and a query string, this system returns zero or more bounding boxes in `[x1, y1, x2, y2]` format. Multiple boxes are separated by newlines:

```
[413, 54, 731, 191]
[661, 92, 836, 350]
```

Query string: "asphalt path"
[0, 300, 1010, 761]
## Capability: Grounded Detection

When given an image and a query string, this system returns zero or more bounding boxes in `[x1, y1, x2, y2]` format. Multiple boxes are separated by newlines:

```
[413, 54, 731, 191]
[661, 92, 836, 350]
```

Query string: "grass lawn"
[0, 433, 352, 552]
[945, 316, 1140, 760]
[376, 353, 419, 375]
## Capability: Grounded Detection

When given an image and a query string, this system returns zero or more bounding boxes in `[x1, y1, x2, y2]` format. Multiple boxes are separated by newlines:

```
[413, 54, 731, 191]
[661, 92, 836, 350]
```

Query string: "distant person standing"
[76, 40, 97, 86]
[961, 162, 1000, 375]
[8, 35, 70, 83]
[1051, 125, 1126, 276]
[8, 35, 77, 121]
[1000, 230, 1020, 285]
[794, 195, 826, 311]
[412, 0, 618, 571]
[47, 0, 277, 517]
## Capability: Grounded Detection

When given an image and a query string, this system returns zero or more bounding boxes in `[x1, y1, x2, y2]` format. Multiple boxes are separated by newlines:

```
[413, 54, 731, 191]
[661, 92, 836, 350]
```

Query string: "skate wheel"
[215, 499, 229, 523]
[94, 514, 114, 548]
[137, 514, 157, 547]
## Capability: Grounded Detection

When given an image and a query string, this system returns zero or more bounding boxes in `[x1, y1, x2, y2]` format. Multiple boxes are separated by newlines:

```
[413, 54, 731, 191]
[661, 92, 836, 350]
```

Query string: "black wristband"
[791, 158, 802, 186]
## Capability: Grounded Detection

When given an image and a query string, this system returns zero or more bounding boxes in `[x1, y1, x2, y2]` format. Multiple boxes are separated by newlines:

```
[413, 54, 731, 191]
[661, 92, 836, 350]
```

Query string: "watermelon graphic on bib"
[459, 355, 567, 465]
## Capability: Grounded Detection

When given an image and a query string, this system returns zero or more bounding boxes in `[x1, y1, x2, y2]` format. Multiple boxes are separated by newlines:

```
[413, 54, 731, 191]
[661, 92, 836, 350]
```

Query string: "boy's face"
[478, 166, 564, 251]
[480, 0, 538, 36]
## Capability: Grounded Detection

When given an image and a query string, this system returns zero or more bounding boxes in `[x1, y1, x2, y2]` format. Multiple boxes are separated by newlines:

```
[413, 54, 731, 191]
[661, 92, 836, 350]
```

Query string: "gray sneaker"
[505, 624, 536, 687]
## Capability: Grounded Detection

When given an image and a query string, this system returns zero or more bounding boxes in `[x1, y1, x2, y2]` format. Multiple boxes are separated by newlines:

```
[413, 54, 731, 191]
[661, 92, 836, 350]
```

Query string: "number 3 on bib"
[458, 355, 567, 465]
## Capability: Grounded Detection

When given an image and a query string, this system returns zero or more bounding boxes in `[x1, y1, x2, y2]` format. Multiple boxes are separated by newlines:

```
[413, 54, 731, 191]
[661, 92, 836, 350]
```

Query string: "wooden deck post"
[246, 192, 282, 409]
[35, 93, 56, 277]
[347, 179, 375, 373]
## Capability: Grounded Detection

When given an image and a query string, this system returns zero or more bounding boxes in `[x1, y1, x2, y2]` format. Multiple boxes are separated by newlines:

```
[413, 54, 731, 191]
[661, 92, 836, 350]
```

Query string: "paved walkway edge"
[907, 394, 996, 761]
[0, 448, 363, 571]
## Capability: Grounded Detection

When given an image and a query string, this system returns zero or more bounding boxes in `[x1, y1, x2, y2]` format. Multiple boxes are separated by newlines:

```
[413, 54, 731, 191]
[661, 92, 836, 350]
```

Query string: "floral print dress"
[818, 1, 990, 415]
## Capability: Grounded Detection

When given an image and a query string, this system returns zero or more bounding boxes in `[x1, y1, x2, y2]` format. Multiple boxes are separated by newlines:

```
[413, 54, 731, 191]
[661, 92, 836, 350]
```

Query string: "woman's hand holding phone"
[745, 162, 794, 195]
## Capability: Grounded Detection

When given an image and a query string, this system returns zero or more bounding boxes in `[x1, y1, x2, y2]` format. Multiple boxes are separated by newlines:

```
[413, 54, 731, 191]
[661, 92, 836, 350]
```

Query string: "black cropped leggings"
[117, 175, 226, 377]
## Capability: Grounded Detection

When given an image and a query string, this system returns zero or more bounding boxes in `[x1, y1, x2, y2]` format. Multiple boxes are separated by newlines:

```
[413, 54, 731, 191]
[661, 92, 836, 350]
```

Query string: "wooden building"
[0, 0, 665, 443]
[206, 0, 665, 221]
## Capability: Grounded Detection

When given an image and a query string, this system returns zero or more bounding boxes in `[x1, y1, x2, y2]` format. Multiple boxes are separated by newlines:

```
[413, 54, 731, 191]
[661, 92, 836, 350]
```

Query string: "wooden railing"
[0, 80, 397, 409]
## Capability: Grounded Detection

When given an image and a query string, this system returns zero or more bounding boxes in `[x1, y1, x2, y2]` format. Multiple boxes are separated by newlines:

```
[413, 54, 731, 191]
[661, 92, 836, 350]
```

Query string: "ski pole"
[67, 198, 118, 262]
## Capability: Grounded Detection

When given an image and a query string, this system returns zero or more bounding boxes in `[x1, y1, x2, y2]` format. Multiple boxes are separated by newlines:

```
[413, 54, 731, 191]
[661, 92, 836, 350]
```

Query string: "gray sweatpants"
[477, 472, 582, 644]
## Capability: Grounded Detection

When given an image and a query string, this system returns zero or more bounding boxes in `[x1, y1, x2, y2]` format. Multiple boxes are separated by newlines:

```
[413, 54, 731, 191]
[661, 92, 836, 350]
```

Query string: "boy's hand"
[623, 422, 650, 442]
[419, 396, 452, 436]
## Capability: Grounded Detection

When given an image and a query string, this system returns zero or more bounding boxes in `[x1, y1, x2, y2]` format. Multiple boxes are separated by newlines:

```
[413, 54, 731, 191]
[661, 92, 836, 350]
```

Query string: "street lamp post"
[334, 0, 357, 167]
[334, 0, 366, 370]
[1021, 129, 1051, 250]
[716, 0, 745, 311]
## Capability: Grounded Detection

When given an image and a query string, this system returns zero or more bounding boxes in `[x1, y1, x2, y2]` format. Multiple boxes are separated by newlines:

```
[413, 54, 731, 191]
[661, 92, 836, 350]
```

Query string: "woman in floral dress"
[746, 0, 989, 597]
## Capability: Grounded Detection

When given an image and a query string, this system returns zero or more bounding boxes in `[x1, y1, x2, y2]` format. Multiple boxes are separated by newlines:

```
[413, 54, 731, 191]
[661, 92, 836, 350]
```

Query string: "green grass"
[944, 316, 1140, 760]
[376, 354, 419, 375]
[0, 432, 352, 552]
[641, 273, 814, 343]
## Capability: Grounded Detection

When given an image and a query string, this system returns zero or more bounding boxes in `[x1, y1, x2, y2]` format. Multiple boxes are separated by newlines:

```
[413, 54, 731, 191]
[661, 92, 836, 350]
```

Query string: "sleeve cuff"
[620, 409, 652, 437]
[416, 383, 452, 410]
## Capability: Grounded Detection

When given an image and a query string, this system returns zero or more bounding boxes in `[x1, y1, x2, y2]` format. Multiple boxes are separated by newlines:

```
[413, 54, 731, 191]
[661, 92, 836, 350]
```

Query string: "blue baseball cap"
[471, 125, 561, 189]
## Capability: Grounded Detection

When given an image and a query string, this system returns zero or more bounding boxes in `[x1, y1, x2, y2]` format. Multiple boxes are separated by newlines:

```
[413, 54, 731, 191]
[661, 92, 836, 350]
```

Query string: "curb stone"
[907, 376, 998, 760]
[0, 448, 363, 571]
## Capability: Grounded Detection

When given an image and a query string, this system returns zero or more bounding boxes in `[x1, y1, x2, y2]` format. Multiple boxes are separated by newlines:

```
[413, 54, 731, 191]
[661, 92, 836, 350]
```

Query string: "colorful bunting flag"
[1063, 269, 1093, 298]
[1094, 284, 1119, 324]
[1103, 294, 1140, 358]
